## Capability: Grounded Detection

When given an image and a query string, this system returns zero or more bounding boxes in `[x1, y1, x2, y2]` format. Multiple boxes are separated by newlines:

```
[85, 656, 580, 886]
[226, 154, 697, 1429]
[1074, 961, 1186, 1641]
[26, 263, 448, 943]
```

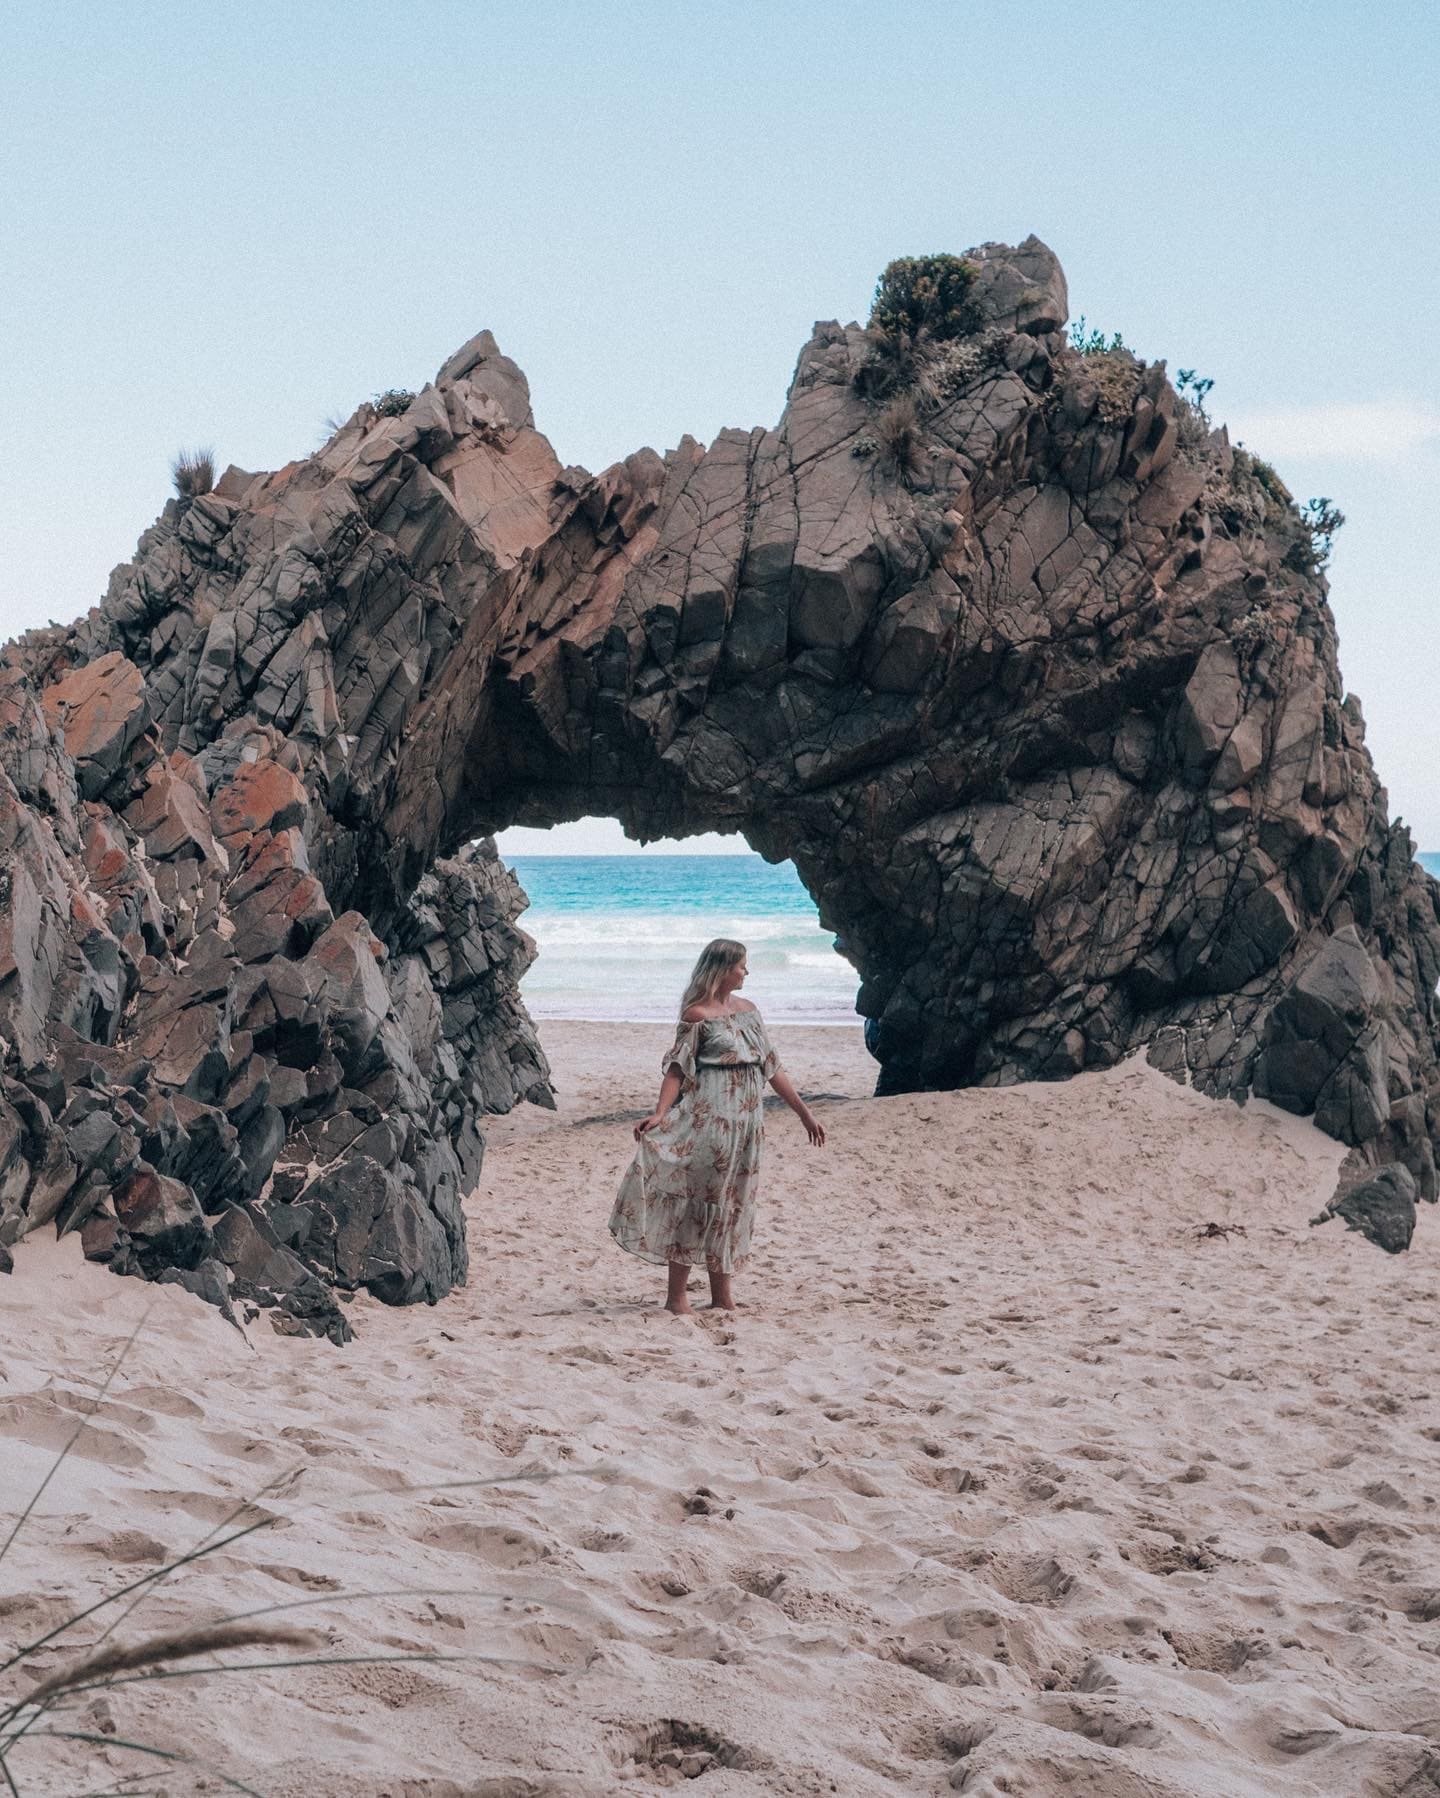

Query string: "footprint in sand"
[577, 1525, 631, 1553]
[987, 1552, 1079, 1605]
[1164, 1626, 1270, 1673]
[610, 1718, 743, 1783]
[117, 1383, 205, 1421]
[84, 1528, 170, 1564]
[1, 1409, 147, 1471]
[1036, 1693, 1166, 1750]
[420, 1518, 557, 1567]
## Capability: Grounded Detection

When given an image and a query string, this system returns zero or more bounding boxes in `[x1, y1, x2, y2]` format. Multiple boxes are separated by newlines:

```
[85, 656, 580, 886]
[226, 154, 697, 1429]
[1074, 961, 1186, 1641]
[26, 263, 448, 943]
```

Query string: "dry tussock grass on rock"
[875, 393, 926, 481]
[170, 447, 215, 499]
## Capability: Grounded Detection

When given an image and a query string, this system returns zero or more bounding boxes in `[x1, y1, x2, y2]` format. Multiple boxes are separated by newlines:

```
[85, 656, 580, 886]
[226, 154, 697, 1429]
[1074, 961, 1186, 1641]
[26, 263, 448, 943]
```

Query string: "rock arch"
[2, 237, 1436, 1332]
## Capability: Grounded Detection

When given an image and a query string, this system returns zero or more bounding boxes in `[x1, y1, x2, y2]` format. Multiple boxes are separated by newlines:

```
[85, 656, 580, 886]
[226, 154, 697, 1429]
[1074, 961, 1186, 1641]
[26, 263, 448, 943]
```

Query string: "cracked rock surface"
[1, 236, 1436, 1327]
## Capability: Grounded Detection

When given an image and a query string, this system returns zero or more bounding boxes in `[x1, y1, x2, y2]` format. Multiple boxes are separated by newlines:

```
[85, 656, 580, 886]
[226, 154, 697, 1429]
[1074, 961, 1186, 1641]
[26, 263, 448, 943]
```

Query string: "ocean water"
[506, 855, 860, 1024]
[508, 850, 1440, 1025]
[1422, 852, 1440, 879]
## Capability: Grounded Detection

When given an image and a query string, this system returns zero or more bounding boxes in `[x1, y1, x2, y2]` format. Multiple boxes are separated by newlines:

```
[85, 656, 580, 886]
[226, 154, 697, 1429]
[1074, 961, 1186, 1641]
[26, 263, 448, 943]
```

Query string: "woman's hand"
[634, 1112, 665, 1141]
[801, 1110, 826, 1148]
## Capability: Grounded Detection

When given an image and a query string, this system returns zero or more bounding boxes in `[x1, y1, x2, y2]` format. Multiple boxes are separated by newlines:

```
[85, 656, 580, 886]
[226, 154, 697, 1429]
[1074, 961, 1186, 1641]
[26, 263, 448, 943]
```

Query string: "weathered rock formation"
[2, 236, 1437, 1328]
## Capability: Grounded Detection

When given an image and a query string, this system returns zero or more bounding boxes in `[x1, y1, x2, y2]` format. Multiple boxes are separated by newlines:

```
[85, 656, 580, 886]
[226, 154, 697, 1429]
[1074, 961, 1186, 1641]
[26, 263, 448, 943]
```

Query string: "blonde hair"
[680, 938, 747, 1018]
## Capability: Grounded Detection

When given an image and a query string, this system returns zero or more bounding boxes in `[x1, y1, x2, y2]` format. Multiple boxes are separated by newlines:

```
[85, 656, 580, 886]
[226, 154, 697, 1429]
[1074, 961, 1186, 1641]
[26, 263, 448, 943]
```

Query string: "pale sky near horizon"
[2, 0, 1435, 850]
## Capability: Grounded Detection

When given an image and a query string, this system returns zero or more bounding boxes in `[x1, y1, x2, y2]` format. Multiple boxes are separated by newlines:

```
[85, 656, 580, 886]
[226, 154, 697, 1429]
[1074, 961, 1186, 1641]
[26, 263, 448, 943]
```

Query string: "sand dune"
[5, 1022, 1440, 1796]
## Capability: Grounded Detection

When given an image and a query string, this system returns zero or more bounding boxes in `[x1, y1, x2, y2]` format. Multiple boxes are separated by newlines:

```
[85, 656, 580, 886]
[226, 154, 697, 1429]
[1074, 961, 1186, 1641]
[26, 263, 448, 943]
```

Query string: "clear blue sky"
[3, 0, 1435, 850]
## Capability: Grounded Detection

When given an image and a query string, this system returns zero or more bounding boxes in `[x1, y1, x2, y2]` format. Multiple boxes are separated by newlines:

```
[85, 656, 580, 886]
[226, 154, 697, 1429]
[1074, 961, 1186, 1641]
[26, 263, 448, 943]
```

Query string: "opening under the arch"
[494, 819, 861, 1027]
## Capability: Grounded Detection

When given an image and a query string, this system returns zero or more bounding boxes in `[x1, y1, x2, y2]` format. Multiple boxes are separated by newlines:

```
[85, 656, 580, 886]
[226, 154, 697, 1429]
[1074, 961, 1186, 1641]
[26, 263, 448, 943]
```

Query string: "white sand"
[5, 1021, 1440, 1796]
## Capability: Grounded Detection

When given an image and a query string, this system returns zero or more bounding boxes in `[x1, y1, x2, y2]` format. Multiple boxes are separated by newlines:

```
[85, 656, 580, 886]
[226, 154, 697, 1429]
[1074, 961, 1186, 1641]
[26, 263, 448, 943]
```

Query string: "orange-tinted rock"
[126, 757, 228, 868]
[42, 651, 150, 799]
[211, 759, 307, 842]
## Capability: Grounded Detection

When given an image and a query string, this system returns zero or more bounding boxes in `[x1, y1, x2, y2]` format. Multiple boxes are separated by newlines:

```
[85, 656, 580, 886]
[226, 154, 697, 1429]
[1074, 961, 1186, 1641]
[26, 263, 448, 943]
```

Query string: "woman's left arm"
[769, 1068, 826, 1147]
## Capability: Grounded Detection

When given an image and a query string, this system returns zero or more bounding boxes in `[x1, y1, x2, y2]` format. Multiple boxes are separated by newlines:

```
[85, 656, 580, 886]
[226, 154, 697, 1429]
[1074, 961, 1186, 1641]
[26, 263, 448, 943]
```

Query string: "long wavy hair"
[679, 938, 747, 1018]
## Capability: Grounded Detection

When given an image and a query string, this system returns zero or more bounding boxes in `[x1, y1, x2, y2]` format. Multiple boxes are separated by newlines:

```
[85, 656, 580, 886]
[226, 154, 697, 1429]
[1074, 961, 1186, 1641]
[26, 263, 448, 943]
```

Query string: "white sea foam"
[520, 910, 809, 947]
[507, 854, 860, 1023]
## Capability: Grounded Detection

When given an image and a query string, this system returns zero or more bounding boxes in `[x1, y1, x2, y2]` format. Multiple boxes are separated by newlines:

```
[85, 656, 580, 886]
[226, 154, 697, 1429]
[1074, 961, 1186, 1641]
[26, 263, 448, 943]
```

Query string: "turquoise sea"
[506, 855, 860, 1024]
[509, 850, 1440, 1025]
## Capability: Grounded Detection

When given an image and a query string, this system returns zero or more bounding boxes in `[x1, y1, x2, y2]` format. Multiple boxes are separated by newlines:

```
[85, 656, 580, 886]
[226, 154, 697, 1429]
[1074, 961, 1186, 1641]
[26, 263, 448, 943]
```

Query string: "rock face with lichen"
[1, 235, 1436, 1328]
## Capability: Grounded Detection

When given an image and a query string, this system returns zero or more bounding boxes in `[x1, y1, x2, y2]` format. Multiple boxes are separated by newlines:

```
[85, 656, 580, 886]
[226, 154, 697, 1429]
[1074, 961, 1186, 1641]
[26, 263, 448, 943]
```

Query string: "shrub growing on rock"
[1300, 497, 1346, 566]
[1068, 315, 1127, 356]
[1248, 452, 1292, 508]
[171, 448, 215, 500]
[1085, 350, 1143, 427]
[373, 388, 417, 417]
[921, 327, 1013, 403]
[1225, 451, 1346, 573]
[869, 254, 981, 345]
[1173, 368, 1217, 457]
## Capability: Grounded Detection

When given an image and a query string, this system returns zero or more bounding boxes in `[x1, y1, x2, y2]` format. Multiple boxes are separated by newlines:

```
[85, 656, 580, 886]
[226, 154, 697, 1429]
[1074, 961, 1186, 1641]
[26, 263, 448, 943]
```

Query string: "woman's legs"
[666, 1263, 736, 1312]
[665, 1262, 692, 1314]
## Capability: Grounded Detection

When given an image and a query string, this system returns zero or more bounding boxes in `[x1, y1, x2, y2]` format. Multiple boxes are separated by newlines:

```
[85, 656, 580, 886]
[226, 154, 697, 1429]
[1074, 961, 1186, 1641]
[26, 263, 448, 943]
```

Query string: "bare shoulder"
[680, 1005, 711, 1024]
[731, 999, 760, 1014]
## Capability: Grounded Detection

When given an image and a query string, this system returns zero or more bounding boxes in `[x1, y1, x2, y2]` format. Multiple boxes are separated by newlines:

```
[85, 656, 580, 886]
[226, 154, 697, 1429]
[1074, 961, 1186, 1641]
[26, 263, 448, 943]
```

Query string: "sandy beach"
[5, 1019, 1440, 1796]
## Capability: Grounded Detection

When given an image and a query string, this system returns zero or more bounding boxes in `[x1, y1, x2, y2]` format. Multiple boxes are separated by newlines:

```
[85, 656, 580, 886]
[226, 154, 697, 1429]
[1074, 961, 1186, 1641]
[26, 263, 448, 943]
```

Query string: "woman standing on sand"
[608, 938, 826, 1313]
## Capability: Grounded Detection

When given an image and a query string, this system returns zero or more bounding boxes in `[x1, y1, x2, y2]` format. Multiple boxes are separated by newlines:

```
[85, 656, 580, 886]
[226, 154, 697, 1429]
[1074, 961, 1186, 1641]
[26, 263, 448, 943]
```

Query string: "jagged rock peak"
[1, 236, 1436, 1330]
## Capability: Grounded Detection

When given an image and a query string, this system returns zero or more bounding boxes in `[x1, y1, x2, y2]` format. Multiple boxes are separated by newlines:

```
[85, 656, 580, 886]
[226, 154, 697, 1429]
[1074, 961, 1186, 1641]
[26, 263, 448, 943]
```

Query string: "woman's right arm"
[634, 1068, 684, 1139]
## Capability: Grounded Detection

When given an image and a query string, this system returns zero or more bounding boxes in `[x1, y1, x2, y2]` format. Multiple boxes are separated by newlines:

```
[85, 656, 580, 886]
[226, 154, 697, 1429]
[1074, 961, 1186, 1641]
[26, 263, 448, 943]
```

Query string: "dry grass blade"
[343, 1463, 569, 1501]
[87, 1467, 303, 1653]
[24, 1622, 316, 1708]
[0, 1310, 150, 1568]
[55, 1649, 492, 1705]
[35, 1728, 265, 1797]
[0, 1513, 278, 1680]
[221, 1581, 590, 1626]
[0, 1456, 559, 1682]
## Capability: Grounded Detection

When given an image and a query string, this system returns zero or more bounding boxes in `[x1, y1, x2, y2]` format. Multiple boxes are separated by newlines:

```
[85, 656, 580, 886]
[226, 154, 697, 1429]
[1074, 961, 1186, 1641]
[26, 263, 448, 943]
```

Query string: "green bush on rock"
[869, 255, 981, 345]
[1068, 315, 1127, 356]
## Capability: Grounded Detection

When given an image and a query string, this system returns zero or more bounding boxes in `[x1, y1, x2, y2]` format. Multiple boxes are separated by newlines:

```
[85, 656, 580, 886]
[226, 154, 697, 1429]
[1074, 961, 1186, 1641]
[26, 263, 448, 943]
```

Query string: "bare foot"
[705, 1299, 737, 1311]
[664, 1298, 693, 1316]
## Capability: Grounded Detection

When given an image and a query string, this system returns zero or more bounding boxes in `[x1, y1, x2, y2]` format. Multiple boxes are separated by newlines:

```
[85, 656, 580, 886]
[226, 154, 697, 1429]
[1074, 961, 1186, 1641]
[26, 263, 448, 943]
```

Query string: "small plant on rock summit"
[1176, 368, 1214, 415]
[855, 253, 983, 399]
[1227, 450, 1346, 574]
[869, 254, 981, 345]
[1068, 315, 1127, 356]
[170, 448, 215, 500]
[373, 388, 417, 417]
[1174, 367, 1217, 455]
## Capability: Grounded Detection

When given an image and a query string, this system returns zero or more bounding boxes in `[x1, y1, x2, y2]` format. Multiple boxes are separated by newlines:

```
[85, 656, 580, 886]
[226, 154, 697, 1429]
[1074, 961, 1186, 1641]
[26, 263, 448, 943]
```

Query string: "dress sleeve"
[663, 1021, 702, 1093]
[745, 1010, 782, 1080]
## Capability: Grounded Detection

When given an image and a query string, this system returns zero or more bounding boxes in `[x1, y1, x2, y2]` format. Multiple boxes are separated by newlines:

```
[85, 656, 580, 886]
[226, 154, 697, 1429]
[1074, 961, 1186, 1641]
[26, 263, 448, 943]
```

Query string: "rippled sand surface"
[7, 1022, 1440, 1796]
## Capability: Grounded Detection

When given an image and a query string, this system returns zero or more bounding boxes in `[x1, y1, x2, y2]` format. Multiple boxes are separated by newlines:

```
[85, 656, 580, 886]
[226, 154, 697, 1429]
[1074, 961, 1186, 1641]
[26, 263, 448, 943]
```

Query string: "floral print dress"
[608, 1008, 783, 1273]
